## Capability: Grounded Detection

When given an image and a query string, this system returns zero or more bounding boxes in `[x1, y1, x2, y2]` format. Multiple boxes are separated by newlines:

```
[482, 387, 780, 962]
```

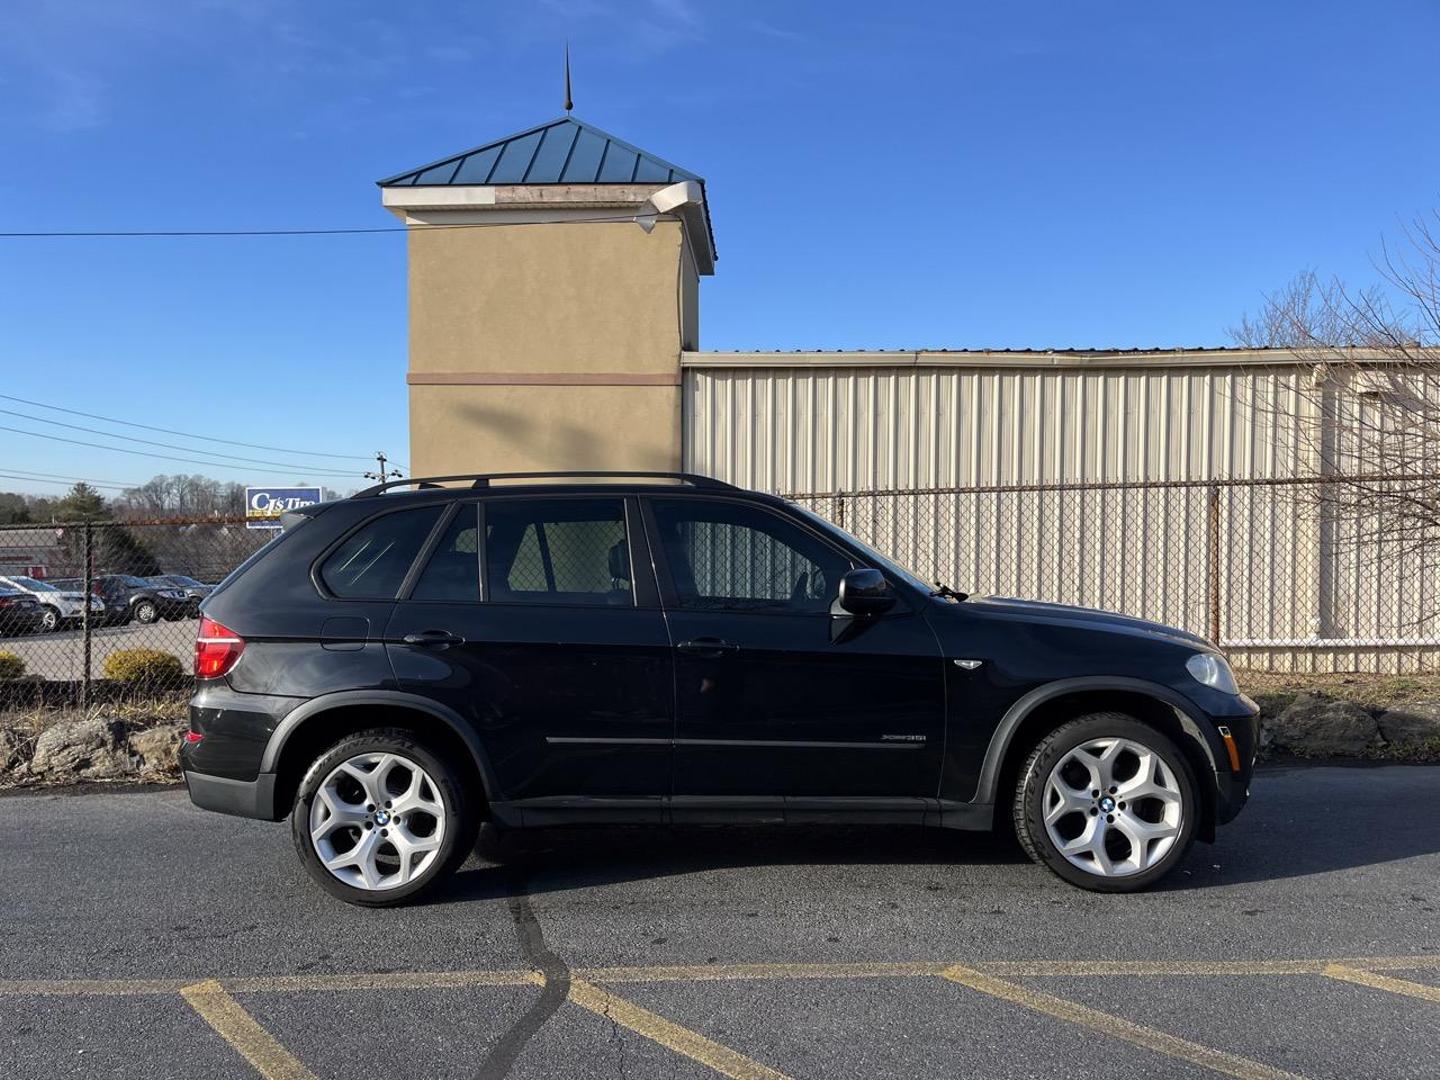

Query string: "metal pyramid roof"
[378, 116, 703, 187]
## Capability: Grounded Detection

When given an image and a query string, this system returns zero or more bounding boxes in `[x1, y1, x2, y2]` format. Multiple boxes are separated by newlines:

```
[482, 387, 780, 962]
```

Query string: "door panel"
[647, 496, 946, 801]
[385, 498, 672, 807]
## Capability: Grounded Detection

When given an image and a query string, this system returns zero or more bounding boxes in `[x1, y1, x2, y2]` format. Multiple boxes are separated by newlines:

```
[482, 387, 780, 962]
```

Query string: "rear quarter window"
[320, 506, 444, 599]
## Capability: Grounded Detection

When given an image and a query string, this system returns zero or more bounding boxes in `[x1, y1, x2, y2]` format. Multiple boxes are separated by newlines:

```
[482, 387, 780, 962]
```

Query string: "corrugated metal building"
[682, 350, 1435, 673]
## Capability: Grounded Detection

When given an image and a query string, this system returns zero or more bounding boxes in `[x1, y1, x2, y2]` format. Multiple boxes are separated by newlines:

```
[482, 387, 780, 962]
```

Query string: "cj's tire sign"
[245, 487, 323, 530]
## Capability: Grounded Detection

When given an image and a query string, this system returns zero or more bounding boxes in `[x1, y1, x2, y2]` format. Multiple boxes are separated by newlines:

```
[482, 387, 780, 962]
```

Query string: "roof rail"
[354, 471, 737, 498]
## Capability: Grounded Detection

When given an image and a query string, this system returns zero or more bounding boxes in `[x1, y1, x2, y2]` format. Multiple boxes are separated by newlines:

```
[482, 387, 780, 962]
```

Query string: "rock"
[128, 723, 186, 775]
[27, 717, 135, 781]
[1376, 700, 1440, 747]
[1265, 693, 1380, 756]
[0, 725, 24, 773]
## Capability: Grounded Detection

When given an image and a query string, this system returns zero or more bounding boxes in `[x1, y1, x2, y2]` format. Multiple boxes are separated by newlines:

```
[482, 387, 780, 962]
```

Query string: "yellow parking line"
[3, 954, 1440, 998]
[1322, 964, 1440, 1004]
[0, 977, 189, 997]
[180, 979, 317, 1080]
[577, 960, 949, 984]
[940, 964, 1303, 1080]
[982, 959, 1330, 977]
[567, 976, 792, 1080]
[226, 969, 537, 993]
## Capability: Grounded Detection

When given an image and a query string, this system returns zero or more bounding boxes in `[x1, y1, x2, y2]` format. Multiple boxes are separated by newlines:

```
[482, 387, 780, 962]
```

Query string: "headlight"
[1185, 652, 1238, 695]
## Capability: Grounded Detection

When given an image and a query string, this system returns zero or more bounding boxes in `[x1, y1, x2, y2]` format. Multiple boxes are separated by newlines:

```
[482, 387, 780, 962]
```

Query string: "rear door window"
[320, 506, 444, 599]
[483, 498, 632, 607]
[410, 506, 481, 601]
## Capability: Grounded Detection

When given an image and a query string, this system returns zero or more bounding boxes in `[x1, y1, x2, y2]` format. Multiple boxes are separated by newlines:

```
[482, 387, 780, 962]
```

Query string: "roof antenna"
[563, 42, 574, 113]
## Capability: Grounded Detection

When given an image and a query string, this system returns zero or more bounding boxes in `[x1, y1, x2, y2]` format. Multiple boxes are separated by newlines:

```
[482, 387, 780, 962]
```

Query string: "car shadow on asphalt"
[430, 824, 1030, 904]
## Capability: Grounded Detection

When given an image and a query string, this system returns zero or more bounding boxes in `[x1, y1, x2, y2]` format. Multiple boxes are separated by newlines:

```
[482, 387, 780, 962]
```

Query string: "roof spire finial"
[563, 42, 573, 113]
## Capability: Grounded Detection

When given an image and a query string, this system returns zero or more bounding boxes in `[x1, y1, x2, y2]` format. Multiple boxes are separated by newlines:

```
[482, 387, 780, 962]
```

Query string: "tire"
[290, 728, 478, 907]
[133, 600, 158, 624]
[1013, 713, 1199, 893]
[39, 606, 61, 633]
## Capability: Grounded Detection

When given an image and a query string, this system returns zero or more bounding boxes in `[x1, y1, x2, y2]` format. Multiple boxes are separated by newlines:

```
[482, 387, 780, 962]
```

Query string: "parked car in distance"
[0, 574, 104, 632]
[0, 584, 46, 636]
[95, 574, 192, 624]
[50, 577, 131, 627]
[181, 471, 1260, 907]
[54, 574, 193, 625]
[147, 574, 213, 610]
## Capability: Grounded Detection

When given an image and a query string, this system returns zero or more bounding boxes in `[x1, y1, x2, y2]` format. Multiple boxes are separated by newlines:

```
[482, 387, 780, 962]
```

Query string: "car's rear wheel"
[1013, 713, 1198, 892]
[39, 606, 61, 633]
[291, 728, 477, 907]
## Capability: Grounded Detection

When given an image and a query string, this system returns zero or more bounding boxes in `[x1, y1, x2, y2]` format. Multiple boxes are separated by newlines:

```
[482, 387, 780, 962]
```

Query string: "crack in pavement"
[475, 873, 571, 1079]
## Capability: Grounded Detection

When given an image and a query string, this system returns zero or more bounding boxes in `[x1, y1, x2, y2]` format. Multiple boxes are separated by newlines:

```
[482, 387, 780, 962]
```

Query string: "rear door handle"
[677, 638, 739, 656]
[402, 629, 465, 647]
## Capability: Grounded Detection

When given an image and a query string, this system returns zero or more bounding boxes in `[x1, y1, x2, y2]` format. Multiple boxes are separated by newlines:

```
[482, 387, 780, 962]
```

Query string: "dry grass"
[1238, 671, 1440, 710]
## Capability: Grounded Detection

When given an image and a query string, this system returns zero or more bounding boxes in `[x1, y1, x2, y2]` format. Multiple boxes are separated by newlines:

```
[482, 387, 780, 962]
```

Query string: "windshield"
[117, 575, 152, 587]
[8, 576, 57, 592]
[788, 504, 940, 596]
[161, 575, 201, 587]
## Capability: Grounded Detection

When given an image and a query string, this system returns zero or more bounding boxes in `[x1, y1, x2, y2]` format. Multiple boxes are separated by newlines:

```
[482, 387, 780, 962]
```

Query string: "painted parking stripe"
[180, 979, 318, 1080]
[567, 976, 792, 1080]
[225, 968, 537, 993]
[940, 964, 1304, 1080]
[1322, 964, 1440, 1004]
[578, 960, 951, 984]
[4, 954, 1440, 998]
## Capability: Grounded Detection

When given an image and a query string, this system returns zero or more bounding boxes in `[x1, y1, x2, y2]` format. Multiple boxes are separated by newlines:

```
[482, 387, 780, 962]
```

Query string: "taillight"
[195, 616, 245, 679]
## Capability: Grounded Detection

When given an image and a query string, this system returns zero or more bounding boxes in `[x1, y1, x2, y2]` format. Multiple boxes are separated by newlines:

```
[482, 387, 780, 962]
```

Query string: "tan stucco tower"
[379, 117, 716, 478]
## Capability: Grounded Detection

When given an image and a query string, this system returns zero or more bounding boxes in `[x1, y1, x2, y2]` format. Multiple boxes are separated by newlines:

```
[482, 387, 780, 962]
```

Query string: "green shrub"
[0, 651, 24, 680]
[103, 648, 185, 686]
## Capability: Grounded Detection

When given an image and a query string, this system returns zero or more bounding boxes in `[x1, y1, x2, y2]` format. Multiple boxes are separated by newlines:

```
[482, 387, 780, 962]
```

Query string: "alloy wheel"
[1041, 736, 1184, 878]
[308, 752, 447, 891]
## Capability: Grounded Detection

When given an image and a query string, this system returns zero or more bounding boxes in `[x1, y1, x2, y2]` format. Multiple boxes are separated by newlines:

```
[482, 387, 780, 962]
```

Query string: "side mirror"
[837, 568, 896, 617]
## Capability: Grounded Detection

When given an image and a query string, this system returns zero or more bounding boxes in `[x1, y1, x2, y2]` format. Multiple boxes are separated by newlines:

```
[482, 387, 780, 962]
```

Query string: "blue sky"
[2, 0, 1438, 496]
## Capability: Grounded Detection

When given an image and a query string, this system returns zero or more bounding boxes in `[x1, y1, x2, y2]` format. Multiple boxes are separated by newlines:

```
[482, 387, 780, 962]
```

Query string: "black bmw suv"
[181, 472, 1258, 906]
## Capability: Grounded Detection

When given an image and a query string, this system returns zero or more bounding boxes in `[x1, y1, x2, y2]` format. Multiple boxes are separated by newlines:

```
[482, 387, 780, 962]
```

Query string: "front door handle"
[677, 638, 739, 657]
[402, 629, 465, 647]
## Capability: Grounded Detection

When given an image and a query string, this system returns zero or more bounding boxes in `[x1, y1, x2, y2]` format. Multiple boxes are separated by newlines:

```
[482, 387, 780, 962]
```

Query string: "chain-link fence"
[0, 518, 271, 711]
[786, 474, 1440, 682]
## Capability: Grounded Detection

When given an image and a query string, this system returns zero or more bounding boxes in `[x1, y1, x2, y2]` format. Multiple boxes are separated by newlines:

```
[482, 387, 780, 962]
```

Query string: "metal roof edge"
[681, 348, 1403, 369]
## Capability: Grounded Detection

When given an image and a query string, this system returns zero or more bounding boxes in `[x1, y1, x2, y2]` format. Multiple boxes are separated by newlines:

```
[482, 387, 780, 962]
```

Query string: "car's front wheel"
[291, 728, 477, 907]
[133, 600, 158, 624]
[1013, 713, 1198, 892]
[39, 606, 61, 633]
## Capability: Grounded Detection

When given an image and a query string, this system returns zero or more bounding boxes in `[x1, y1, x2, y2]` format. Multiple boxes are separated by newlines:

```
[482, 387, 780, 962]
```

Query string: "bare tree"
[1230, 216, 1440, 581]
[1221, 220, 1440, 639]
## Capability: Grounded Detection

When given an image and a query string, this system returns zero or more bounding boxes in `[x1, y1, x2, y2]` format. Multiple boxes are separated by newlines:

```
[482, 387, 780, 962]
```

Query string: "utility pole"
[364, 451, 402, 485]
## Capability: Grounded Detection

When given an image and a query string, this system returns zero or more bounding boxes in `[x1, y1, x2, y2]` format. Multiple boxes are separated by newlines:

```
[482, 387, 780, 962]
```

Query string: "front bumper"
[183, 768, 280, 820]
[1206, 696, 1260, 827]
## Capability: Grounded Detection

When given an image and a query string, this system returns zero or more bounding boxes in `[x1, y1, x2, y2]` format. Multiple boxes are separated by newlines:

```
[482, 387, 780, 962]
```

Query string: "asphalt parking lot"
[2, 764, 1437, 1079]
[0, 616, 195, 680]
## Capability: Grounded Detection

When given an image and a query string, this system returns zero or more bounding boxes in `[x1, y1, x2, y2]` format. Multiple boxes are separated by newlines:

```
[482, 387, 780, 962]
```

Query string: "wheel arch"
[262, 691, 500, 820]
[977, 677, 1224, 842]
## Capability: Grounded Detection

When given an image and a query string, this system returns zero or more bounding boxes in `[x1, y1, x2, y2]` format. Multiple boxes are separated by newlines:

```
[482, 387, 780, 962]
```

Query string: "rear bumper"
[182, 768, 281, 820]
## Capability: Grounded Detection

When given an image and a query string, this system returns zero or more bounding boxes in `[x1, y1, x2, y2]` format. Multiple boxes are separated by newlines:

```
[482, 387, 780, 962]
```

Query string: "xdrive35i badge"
[880, 734, 927, 742]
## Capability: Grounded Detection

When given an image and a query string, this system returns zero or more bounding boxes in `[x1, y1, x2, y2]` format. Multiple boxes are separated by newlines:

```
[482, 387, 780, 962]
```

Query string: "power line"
[0, 406, 363, 475]
[0, 214, 642, 239]
[0, 392, 377, 463]
[0, 471, 136, 492]
[0, 422, 361, 477]
[0, 467, 143, 488]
